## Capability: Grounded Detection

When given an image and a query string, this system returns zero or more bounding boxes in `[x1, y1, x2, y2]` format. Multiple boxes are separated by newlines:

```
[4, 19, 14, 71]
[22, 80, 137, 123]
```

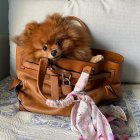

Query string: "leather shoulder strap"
[64, 16, 90, 34]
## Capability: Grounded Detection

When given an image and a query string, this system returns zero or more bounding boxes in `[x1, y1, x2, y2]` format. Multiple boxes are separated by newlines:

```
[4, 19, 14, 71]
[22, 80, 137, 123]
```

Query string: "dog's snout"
[51, 50, 57, 57]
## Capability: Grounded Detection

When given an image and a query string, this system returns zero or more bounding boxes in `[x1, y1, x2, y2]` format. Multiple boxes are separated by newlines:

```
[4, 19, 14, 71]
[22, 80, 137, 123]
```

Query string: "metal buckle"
[62, 73, 71, 85]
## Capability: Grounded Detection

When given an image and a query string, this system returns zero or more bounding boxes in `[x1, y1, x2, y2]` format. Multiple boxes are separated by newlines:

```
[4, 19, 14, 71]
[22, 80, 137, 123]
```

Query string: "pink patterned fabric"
[46, 93, 114, 140]
[71, 94, 114, 140]
[46, 71, 114, 140]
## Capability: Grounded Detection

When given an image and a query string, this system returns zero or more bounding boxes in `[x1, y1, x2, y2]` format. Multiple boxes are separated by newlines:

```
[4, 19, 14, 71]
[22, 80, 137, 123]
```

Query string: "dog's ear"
[47, 13, 62, 19]
[24, 21, 39, 35]
[12, 35, 25, 46]
[12, 22, 39, 46]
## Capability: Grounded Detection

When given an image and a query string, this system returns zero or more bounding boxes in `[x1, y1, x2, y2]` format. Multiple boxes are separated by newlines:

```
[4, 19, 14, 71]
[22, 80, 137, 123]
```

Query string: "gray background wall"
[0, 0, 9, 80]
[0, 0, 9, 34]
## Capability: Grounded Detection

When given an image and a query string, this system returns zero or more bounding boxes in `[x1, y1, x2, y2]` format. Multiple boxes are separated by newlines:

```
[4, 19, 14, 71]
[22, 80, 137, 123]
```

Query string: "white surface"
[0, 107, 79, 140]
[9, 0, 140, 82]
[123, 84, 140, 140]
[129, 137, 140, 140]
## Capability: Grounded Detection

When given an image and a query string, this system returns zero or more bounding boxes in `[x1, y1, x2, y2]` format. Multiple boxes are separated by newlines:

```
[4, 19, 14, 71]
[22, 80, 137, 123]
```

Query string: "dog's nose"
[51, 50, 57, 57]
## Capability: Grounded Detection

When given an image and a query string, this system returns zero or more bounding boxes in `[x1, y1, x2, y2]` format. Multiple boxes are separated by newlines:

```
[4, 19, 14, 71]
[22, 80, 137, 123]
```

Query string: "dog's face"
[13, 13, 91, 63]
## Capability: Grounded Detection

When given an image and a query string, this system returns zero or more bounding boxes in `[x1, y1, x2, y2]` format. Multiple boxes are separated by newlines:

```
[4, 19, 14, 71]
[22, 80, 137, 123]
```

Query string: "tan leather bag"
[10, 16, 124, 116]
[10, 46, 124, 116]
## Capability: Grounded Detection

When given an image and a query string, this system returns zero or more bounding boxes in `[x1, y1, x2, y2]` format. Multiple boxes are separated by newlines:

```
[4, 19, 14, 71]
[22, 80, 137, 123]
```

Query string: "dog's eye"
[55, 39, 62, 47]
[43, 44, 48, 51]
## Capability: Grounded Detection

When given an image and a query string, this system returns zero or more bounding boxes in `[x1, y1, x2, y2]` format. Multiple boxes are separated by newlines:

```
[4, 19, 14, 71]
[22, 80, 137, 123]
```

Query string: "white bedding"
[0, 77, 79, 139]
[123, 85, 140, 140]
[0, 77, 140, 139]
[130, 136, 140, 140]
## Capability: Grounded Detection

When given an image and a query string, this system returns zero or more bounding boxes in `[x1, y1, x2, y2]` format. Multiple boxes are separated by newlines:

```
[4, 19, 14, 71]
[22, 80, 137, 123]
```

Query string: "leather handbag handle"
[64, 16, 90, 34]
[37, 58, 60, 101]
[37, 58, 49, 101]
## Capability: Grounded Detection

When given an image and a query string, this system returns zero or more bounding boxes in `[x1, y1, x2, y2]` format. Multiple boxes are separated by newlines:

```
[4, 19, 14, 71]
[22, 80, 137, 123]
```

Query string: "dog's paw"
[90, 55, 104, 63]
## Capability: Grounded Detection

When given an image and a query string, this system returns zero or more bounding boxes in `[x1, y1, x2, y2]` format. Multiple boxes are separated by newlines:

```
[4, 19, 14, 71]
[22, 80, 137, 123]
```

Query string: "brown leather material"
[9, 78, 21, 91]
[23, 61, 110, 80]
[37, 58, 48, 101]
[50, 75, 59, 100]
[64, 16, 88, 32]
[61, 85, 72, 95]
[10, 46, 124, 116]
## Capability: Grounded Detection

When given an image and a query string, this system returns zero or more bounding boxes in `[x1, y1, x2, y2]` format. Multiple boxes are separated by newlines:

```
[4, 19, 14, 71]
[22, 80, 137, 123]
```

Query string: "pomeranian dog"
[13, 13, 103, 63]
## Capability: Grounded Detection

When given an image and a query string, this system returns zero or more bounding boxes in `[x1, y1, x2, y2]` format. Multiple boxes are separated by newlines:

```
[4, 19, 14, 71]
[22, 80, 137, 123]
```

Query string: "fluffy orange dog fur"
[13, 13, 103, 63]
